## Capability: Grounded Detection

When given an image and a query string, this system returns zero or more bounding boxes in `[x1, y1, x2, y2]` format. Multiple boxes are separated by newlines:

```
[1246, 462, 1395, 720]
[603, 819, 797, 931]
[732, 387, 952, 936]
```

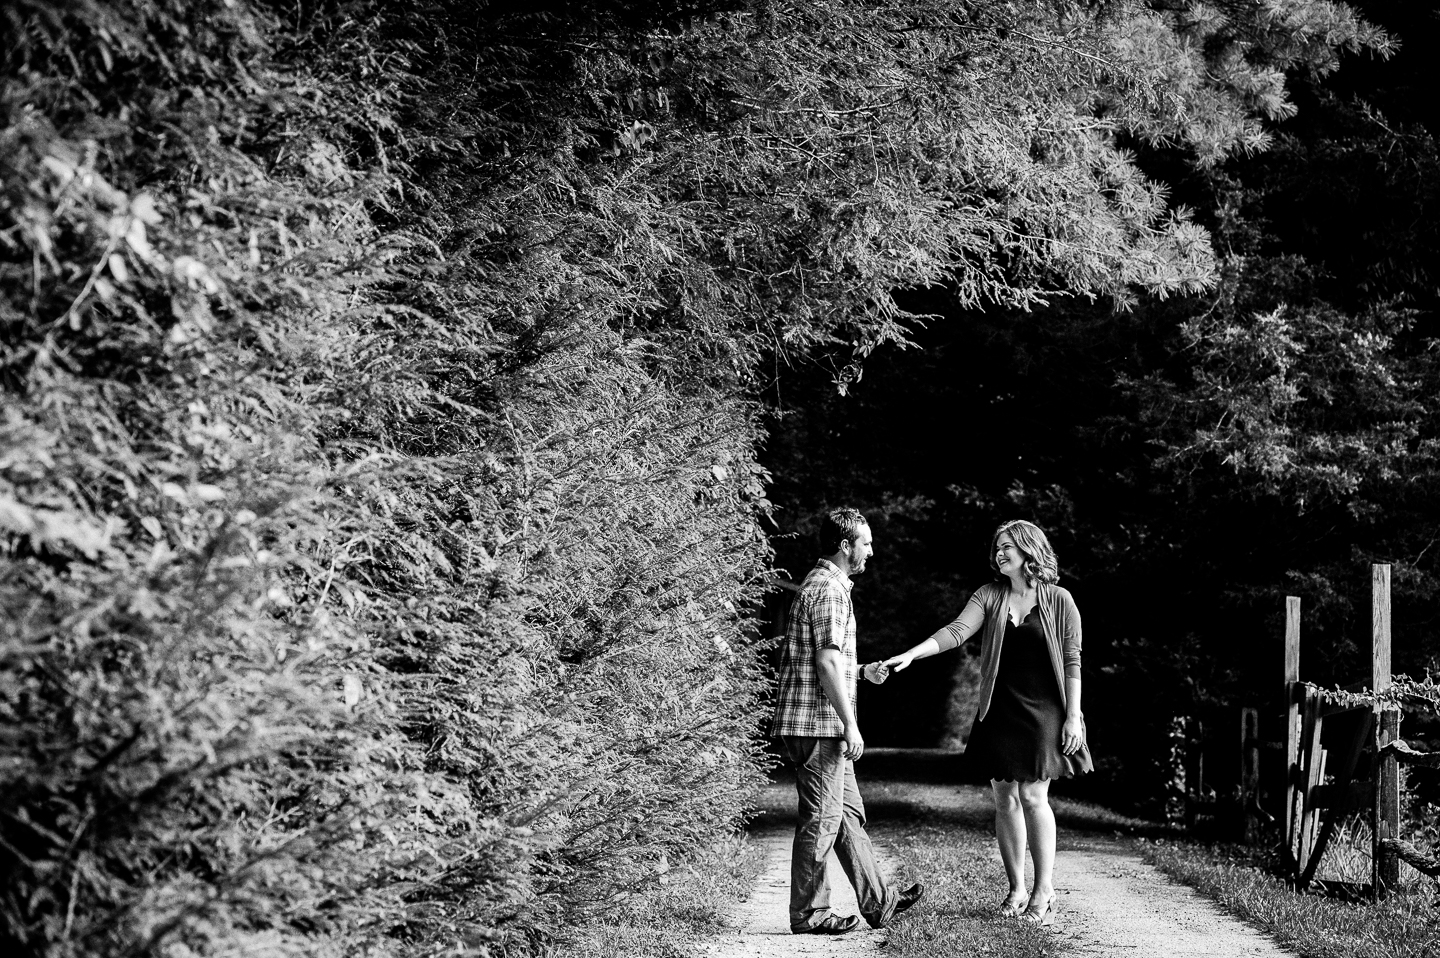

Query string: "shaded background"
[761, 0, 1440, 818]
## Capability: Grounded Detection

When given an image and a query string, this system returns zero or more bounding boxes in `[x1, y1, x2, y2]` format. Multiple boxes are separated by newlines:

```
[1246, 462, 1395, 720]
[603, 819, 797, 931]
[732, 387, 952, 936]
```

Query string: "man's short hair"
[820, 507, 868, 555]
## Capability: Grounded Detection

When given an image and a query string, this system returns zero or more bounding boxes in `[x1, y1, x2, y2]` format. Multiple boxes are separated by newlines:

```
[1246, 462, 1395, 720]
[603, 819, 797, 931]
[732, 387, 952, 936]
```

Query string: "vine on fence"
[1316, 676, 1440, 883]
[1320, 675, 1440, 714]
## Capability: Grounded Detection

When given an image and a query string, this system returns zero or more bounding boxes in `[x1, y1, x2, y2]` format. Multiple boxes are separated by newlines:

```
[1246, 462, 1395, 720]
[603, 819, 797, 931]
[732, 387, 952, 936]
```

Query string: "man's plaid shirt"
[769, 559, 858, 738]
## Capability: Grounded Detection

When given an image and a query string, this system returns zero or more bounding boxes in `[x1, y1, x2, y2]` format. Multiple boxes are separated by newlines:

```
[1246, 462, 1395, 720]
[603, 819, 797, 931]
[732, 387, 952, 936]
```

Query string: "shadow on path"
[753, 748, 1156, 838]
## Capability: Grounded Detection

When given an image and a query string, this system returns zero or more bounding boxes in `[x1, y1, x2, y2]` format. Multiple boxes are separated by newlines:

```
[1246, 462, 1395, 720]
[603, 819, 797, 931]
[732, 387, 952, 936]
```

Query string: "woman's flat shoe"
[1020, 894, 1055, 926]
[998, 891, 1027, 917]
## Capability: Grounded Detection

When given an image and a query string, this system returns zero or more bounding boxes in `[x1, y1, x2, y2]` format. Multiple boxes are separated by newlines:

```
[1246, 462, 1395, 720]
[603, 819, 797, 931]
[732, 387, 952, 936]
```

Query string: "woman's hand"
[1061, 713, 1085, 755]
[882, 652, 915, 673]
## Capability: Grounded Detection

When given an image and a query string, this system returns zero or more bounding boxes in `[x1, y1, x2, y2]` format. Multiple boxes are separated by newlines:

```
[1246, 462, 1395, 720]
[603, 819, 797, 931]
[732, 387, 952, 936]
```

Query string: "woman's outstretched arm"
[882, 598, 986, 674]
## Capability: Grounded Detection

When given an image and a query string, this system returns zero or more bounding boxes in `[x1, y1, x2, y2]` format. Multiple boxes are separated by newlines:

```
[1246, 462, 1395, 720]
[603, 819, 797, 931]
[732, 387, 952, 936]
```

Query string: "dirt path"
[1048, 837, 1295, 957]
[710, 779, 1296, 958]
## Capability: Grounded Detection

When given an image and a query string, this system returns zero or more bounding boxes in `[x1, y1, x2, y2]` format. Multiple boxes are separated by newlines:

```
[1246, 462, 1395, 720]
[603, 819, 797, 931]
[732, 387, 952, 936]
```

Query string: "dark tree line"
[765, 0, 1440, 819]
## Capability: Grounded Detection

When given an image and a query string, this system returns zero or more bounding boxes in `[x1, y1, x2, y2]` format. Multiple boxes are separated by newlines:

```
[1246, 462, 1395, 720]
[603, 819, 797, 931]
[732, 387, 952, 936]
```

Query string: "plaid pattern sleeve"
[769, 560, 857, 739]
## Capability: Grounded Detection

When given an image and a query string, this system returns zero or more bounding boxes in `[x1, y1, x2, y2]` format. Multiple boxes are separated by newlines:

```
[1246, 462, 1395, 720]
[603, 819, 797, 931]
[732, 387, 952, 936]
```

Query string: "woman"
[882, 520, 1091, 925]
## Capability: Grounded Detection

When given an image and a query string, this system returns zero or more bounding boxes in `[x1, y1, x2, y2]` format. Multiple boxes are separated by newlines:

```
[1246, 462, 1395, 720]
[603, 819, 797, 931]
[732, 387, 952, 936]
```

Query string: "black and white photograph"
[3, 2, 1439, 957]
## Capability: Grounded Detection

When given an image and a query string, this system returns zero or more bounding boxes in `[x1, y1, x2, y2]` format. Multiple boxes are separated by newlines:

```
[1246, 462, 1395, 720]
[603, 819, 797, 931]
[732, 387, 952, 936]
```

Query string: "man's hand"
[862, 662, 889, 684]
[843, 723, 865, 761]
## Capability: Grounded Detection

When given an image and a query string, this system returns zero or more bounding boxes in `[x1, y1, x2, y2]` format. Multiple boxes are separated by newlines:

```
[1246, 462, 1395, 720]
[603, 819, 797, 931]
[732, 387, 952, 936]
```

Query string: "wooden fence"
[1275, 564, 1438, 895]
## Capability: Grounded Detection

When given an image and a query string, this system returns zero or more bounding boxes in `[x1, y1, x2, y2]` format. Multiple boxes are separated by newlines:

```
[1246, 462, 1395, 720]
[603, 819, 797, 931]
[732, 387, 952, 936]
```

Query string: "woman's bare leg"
[1017, 779, 1056, 908]
[991, 780, 1026, 899]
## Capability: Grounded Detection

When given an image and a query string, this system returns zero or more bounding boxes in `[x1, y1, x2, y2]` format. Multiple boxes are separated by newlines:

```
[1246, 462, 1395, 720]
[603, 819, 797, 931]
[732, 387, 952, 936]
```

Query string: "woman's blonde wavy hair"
[989, 519, 1059, 586]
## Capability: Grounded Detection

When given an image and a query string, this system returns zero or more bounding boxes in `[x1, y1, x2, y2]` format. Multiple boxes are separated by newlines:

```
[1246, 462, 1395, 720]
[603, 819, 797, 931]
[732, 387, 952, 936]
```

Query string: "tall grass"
[1145, 839, 1437, 958]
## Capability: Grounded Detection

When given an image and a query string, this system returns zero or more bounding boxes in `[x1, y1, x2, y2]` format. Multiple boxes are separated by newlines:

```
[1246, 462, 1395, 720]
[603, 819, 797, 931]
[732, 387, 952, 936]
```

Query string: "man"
[769, 507, 925, 935]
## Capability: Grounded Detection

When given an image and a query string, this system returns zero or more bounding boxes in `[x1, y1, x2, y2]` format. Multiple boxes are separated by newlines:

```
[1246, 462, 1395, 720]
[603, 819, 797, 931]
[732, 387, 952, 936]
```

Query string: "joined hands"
[881, 651, 916, 674]
[863, 653, 916, 685]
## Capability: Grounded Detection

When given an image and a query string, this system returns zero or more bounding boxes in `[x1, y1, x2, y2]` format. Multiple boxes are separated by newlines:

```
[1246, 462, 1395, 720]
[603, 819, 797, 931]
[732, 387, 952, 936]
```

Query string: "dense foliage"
[1, 0, 1387, 954]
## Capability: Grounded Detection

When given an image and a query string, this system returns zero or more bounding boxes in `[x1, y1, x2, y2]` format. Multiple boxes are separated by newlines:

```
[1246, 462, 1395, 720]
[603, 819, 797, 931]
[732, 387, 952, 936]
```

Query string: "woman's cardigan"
[929, 581, 1082, 722]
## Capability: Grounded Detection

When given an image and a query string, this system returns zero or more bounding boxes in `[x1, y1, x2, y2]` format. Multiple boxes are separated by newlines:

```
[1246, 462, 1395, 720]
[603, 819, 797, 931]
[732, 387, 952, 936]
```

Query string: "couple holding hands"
[769, 509, 1092, 934]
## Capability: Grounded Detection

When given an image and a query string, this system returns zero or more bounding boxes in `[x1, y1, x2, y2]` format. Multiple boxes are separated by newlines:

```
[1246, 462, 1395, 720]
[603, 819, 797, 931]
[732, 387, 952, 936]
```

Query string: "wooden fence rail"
[1382, 839, 1440, 878]
[1382, 741, 1440, 767]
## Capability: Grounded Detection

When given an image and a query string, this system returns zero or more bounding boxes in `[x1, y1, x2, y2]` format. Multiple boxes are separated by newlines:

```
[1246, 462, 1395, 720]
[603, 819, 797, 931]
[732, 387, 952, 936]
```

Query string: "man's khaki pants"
[781, 735, 896, 931]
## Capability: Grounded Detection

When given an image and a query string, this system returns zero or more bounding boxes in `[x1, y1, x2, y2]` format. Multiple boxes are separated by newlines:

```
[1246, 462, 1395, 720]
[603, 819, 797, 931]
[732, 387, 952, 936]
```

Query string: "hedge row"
[1, 2, 773, 954]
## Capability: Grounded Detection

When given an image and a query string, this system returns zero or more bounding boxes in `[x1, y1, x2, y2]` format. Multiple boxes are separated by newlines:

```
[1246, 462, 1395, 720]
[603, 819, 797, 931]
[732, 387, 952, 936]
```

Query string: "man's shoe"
[869, 882, 927, 929]
[793, 914, 861, 935]
[892, 882, 926, 918]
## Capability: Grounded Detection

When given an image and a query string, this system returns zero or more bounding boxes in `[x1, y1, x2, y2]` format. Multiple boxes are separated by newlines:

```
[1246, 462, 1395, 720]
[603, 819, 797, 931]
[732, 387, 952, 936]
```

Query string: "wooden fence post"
[1298, 690, 1326, 874]
[1284, 596, 1301, 867]
[1372, 564, 1401, 895]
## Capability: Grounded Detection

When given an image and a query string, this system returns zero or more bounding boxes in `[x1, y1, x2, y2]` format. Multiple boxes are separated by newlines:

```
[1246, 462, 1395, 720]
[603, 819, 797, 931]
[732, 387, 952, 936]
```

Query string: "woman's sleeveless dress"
[964, 606, 1093, 783]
